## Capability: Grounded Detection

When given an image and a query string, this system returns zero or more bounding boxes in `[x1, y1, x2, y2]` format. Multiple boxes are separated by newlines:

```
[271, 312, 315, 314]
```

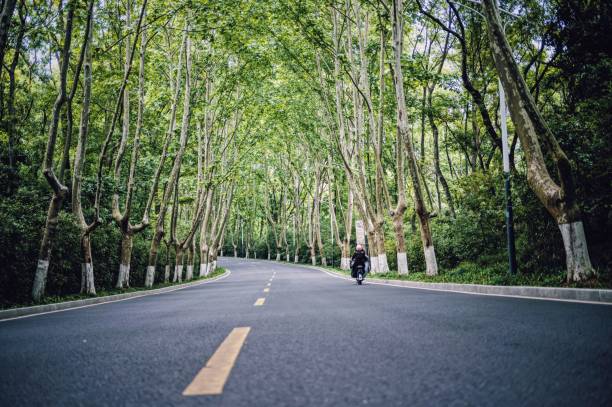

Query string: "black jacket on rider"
[350, 249, 370, 278]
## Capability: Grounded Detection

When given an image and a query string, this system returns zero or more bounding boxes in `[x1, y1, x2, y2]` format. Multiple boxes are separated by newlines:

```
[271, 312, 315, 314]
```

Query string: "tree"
[32, 1, 76, 301]
[482, 0, 594, 281]
[392, 0, 439, 275]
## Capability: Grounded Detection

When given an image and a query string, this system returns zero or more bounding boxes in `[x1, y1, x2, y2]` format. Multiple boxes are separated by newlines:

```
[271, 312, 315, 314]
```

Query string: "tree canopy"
[0, 0, 610, 306]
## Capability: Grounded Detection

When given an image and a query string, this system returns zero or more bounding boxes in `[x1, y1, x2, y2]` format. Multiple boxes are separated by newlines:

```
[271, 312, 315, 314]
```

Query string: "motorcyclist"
[350, 244, 370, 281]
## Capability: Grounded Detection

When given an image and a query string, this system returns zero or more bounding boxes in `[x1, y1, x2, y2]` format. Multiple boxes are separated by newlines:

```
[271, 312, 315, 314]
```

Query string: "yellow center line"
[183, 327, 251, 396]
[263, 288, 270, 293]
[254, 298, 266, 306]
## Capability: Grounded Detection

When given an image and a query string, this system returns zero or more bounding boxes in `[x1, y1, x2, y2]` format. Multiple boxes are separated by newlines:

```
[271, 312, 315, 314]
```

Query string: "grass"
[322, 262, 611, 289]
[1, 268, 226, 310]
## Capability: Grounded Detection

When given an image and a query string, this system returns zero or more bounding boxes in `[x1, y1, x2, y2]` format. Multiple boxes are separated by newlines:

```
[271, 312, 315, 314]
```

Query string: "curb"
[0, 269, 231, 322]
[305, 265, 612, 305]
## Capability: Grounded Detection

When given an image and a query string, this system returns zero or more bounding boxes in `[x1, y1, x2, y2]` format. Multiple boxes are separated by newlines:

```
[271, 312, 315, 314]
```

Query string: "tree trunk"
[341, 240, 350, 270]
[341, 189, 354, 271]
[173, 248, 183, 283]
[185, 245, 194, 281]
[164, 265, 170, 283]
[392, 0, 438, 275]
[146, 237, 159, 287]
[199, 190, 214, 277]
[374, 227, 388, 273]
[117, 233, 133, 288]
[80, 234, 95, 295]
[367, 229, 378, 274]
[392, 126, 409, 275]
[428, 87, 455, 217]
[393, 215, 409, 275]
[315, 219, 326, 266]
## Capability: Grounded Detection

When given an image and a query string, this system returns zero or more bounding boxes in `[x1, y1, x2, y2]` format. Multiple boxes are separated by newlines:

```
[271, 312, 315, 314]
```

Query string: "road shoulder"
[307, 265, 612, 305]
[0, 269, 231, 322]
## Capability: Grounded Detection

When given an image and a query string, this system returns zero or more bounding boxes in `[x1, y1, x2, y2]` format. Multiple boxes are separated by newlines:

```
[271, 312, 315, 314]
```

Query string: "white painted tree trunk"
[267, 252, 271, 260]
[370, 255, 379, 274]
[199, 263, 206, 277]
[145, 266, 155, 287]
[254, 251, 257, 259]
[311, 255, 316, 266]
[164, 265, 170, 283]
[276, 252, 281, 261]
[340, 257, 351, 270]
[559, 221, 595, 282]
[32, 260, 49, 301]
[378, 253, 389, 273]
[375, 233, 389, 273]
[117, 264, 130, 288]
[116, 267, 125, 289]
[424, 245, 438, 276]
[294, 254, 299, 263]
[212, 260, 217, 272]
[172, 265, 182, 282]
[286, 253, 290, 262]
[186, 265, 193, 281]
[397, 252, 409, 275]
[123, 264, 130, 288]
[116, 235, 133, 289]
[81, 263, 95, 295]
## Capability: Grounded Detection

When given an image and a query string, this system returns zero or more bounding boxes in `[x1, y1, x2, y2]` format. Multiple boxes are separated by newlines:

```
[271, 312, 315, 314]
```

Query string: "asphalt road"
[1, 257, 611, 406]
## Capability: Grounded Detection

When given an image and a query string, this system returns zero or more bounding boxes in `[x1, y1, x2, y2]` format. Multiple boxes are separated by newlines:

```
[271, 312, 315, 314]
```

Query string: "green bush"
[0, 180, 172, 307]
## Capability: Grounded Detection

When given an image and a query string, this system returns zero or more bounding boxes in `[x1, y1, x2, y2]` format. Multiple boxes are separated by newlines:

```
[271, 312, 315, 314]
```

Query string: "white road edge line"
[315, 267, 612, 306]
[0, 270, 233, 323]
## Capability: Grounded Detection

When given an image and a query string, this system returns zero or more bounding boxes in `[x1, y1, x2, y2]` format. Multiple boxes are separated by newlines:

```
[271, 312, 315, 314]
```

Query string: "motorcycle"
[356, 265, 364, 285]
[351, 260, 369, 285]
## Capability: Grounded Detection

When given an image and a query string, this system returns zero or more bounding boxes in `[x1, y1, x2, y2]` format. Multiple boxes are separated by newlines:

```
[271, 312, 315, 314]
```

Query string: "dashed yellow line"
[183, 327, 251, 396]
[254, 298, 266, 306]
